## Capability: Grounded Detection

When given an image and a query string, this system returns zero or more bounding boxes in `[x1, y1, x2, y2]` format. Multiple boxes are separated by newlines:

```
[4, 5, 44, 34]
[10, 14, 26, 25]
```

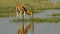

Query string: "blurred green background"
[0, 0, 60, 17]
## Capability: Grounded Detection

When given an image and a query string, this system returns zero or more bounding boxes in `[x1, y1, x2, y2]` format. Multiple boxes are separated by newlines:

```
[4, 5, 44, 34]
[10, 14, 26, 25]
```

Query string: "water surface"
[0, 9, 60, 34]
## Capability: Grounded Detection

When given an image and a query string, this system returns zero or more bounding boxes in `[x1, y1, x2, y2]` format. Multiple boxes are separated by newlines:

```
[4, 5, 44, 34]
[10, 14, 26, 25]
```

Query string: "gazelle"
[16, 4, 33, 19]
[16, 4, 34, 34]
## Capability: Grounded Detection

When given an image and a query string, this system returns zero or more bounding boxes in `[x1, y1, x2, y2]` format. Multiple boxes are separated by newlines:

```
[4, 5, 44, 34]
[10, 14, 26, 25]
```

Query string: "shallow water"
[0, 9, 60, 34]
[34, 22, 60, 34]
[49, 0, 60, 2]
[18, 10, 60, 19]
[0, 17, 60, 34]
[0, 17, 17, 34]
[33, 10, 60, 18]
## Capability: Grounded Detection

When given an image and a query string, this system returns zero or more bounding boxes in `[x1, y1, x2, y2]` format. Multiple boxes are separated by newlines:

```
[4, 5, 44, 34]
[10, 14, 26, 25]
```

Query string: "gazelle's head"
[26, 10, 33, 18]
[28, 11, 33, 18]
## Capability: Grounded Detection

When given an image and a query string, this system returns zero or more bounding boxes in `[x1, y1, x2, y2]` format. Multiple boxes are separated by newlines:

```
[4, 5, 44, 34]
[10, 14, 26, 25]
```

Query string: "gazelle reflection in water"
[16, 4, 34, 34]
[17, 20, 34, 34]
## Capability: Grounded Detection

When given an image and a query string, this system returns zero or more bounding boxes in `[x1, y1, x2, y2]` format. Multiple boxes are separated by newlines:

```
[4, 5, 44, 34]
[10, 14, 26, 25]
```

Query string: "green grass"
[0, 13, 15, 17]
[11, 18, 60, 23]
[52, 13, 60, 16]
[0, 0, 60, 17]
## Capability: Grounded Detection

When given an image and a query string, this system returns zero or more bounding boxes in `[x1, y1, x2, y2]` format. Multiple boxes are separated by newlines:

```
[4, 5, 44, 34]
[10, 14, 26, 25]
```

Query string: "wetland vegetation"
[0, 0, 60, 34]
[0, 0, 60, 23]
[51, 13, 60, 16]
[11, 18, 60, 23]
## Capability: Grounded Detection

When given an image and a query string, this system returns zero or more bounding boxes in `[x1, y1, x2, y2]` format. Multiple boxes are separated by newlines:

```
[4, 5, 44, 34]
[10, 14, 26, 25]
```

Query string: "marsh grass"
[11, 18, 60, 23]
[52, 13, 60, 16]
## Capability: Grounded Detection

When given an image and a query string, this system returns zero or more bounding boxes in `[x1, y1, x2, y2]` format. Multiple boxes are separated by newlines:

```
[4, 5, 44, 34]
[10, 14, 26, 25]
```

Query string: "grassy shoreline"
[11, 18, 60, 23]
[52, 13, 60, 16]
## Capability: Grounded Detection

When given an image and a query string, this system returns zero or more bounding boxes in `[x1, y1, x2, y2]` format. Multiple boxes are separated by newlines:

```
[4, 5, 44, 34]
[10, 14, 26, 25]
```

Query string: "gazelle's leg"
[16, 7, 18, 18]
[19, 11, 23, 19]
[23, 11, 26, 19]
[16, 12, 19, 18]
